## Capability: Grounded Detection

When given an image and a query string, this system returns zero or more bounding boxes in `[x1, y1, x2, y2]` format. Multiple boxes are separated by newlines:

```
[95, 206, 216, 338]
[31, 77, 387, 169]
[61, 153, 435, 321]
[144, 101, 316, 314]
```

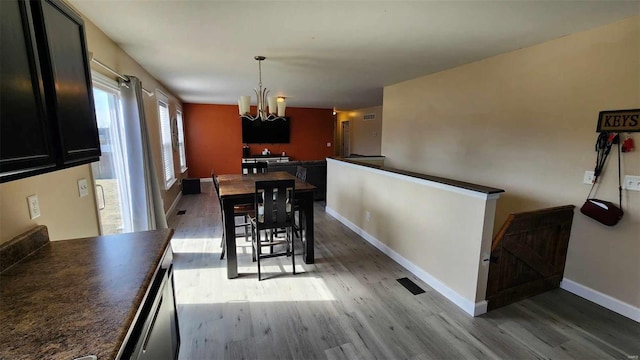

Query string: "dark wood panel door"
[0, 0, 56, 178]
[486, 205, 575, 311]
[35, 0, 100, 165]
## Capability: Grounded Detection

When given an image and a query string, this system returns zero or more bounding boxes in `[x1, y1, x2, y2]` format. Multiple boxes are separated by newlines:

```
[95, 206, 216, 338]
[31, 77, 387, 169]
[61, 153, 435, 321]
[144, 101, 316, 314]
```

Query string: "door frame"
[341, 120, 350, 157]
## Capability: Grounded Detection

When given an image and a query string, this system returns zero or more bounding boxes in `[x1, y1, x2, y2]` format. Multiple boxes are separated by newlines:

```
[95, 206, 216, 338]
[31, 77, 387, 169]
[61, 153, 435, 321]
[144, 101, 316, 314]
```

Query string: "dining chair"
[295, 166, 307, 182]
[212, 169, 254, 260]
[249, 179, 296, 280]
[242, 161, 268, 175]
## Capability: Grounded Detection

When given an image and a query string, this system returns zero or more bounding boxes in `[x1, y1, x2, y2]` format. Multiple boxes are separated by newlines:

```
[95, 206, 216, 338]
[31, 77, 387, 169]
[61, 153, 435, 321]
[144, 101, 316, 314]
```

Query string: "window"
[157, 91, 175, 189]
[176, 109, 187, 173]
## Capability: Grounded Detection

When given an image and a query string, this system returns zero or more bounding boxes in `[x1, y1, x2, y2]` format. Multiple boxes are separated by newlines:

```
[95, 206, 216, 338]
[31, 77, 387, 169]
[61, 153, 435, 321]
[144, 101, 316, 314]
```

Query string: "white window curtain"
[176, 109, 187, 172]
[157, 92, 175, 189]
[118, 76, 168, 231]
[91, 71, 133, 233]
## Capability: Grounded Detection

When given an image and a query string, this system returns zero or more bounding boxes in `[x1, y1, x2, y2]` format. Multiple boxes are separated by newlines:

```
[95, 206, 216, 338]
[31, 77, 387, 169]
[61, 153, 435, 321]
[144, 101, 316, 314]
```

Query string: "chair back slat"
[255, 179, 295, 229]
[295, 166, 308, 182]
[242, 161, 268, 174]
[211, 169, 220, 196]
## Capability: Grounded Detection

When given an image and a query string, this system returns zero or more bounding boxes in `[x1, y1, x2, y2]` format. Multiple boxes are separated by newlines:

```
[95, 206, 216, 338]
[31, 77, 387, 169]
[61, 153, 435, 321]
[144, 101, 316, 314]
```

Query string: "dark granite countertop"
[0, 229, 174, 360]
[329, 157, 504, 195]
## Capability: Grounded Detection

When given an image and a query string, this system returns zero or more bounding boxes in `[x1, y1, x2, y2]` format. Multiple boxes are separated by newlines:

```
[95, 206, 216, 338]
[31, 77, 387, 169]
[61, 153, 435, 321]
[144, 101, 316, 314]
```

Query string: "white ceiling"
[70, 1, 639, 111]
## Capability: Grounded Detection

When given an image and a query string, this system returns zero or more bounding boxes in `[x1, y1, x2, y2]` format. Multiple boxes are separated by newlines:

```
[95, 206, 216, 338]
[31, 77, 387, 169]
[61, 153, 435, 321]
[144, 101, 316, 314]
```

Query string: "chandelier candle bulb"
[277, 100, 286, 117]
[268, 97, 277, 114]
[240, 96, 251, 115]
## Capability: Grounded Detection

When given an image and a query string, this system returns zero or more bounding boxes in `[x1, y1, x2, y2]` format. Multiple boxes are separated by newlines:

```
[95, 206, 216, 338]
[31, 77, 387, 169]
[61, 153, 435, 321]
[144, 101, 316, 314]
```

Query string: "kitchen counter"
[0, 228, 174, 360]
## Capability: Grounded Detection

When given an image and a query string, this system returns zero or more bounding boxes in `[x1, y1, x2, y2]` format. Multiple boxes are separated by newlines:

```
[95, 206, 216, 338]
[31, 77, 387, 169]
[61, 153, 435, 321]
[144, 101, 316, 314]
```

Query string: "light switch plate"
[78, 178, 89, 197]
[327, 142, 331, 147]
[583, 171, 595, 185]
[624, 175, 640, 191]
[27, 195, 40, 219]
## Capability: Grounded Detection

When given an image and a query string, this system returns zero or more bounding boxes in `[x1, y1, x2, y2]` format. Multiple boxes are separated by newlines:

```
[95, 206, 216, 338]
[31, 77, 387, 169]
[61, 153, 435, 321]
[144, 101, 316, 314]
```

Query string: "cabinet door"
[34, 0, 100, 165]
[0, 0, 56, 179]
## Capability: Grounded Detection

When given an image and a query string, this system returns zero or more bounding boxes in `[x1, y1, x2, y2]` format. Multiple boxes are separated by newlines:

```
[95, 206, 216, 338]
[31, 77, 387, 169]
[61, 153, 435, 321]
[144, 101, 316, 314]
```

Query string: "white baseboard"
[474, 300, 488, 316]
[166, 192, 183, 220]
[200, 177, 213, 183]
[325, 206, 485, 317]
[560, 278, 640, 322]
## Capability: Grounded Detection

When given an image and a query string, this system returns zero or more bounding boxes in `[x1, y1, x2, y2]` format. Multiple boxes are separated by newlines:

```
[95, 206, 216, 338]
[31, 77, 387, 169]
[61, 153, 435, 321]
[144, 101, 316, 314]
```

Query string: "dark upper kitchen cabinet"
[0, 0, 57, 177]
[35, 0, 100, 165]
[0, 0, 100, 183]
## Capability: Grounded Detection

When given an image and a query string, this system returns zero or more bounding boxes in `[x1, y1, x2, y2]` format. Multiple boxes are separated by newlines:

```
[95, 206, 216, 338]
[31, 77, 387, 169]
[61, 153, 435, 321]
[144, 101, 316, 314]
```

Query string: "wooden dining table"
[216, 171, 316, 279]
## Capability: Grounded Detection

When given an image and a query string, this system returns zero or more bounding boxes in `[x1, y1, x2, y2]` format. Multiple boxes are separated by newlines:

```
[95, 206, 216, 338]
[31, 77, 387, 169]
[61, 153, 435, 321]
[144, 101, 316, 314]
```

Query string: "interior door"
[91, 77, 132, 235]
[341, 121, 350, 157]
[486, 205, 575, 311]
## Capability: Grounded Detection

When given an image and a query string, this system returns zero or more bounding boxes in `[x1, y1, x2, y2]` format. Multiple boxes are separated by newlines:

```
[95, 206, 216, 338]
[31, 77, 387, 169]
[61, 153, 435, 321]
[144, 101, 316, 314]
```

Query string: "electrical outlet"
[327, 142, 332, 147]
[27, 195, 40, 219]
[583, 171, 595, 185]
[78, 178, 88, 197]
[623, 175, 640, 191]
[365, 211, 371, 221]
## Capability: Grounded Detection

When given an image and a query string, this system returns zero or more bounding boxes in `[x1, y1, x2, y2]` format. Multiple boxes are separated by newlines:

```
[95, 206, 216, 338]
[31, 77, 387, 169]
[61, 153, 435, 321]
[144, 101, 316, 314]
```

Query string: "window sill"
[165, 178, 177, 190]
[180, 167, 188, 174]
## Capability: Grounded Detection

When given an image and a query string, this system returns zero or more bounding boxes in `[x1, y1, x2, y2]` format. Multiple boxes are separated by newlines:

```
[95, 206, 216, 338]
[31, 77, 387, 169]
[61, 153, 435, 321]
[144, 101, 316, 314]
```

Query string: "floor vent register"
[396, 277, 425, 295]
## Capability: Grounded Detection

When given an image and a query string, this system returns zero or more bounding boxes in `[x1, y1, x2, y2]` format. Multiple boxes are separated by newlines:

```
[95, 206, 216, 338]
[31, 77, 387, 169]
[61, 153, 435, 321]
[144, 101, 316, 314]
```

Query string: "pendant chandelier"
[238, 56, 286, 122]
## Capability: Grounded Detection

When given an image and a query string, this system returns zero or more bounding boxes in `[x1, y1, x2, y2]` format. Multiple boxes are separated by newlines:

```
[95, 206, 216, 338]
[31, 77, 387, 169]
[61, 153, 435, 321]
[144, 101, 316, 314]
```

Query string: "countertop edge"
[328, 157, 505, 195]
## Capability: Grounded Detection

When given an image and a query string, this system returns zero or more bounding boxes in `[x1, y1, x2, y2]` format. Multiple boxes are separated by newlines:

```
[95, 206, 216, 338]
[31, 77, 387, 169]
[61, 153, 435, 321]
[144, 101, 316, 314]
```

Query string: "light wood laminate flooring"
[168, 183, 639, 360]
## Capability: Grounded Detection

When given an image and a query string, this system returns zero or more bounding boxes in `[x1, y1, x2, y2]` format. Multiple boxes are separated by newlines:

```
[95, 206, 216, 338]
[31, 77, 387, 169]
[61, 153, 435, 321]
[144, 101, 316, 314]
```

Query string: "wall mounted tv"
[242, 117, 290, 144]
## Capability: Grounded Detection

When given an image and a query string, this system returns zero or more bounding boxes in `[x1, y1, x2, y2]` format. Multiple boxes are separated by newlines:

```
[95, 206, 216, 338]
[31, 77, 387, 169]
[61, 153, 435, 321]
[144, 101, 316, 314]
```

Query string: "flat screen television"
[242, 117, 290, 144]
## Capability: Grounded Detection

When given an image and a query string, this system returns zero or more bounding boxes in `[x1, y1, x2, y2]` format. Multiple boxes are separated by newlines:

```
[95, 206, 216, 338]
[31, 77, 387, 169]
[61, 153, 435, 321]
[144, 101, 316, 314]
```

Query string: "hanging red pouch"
[580, 199, 623, 226]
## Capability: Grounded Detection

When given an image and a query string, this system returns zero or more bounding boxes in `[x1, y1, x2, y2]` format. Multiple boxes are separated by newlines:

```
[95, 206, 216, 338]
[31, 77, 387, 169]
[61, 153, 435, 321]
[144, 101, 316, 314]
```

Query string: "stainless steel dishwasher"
[118, 248, 180, 360]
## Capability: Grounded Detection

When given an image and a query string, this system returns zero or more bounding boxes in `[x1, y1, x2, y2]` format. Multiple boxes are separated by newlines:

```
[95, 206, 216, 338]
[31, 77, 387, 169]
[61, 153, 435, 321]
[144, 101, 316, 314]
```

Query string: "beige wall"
[0, 166, 99, 242]
[382, 17, 640, 307]
[0, 9, 184, 244]
[326, 159, 498, 312]
[337, 106, 383, 156]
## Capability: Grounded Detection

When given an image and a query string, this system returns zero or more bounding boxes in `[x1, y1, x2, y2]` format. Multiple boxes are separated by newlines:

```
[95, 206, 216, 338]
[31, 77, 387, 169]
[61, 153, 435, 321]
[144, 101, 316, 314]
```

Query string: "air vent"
[396, 277, 425, 295]
[363, 113, 376, 121]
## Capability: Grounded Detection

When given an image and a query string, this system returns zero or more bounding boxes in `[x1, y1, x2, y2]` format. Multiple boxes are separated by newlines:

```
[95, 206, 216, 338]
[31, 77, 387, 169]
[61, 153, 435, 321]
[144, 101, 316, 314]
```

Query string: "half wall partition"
[326, 157, 504, 316]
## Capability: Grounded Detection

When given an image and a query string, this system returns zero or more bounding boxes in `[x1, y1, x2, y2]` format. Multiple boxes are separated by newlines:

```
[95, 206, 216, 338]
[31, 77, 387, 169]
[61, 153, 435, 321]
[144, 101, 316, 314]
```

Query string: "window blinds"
[157, 98, 175, 188]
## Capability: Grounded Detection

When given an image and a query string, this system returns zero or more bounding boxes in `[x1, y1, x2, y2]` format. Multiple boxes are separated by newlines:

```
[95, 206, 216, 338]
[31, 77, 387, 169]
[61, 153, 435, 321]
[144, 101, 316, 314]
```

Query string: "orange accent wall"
[183, 104, 335, 178]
